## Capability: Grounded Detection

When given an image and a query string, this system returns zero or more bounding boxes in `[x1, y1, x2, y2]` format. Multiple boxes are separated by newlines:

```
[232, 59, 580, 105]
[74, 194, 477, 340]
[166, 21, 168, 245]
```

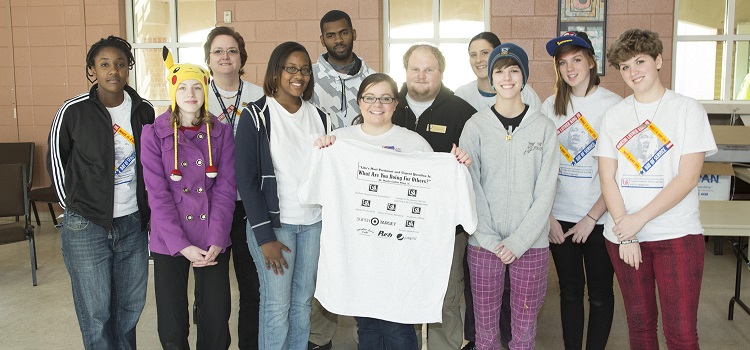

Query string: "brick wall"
[3, 0, 127, 189]
[214, 0, 382, 83]
[2, 0, 675, 189]
[491, 0, 674, 101]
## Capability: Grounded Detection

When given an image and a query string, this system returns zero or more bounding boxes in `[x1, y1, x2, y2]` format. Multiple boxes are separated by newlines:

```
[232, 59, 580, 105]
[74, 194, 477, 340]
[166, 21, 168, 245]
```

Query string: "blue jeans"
[246, 221, 322, 350]
[61, 210, 148, 350]
[355, 317, 418, 350]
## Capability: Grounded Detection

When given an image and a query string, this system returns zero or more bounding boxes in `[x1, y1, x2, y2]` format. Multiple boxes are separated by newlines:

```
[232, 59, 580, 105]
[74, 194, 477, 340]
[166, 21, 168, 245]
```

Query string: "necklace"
[633, 89, 665, 126]
[505, 125, 513, 141]
[219, 92, 238, 99]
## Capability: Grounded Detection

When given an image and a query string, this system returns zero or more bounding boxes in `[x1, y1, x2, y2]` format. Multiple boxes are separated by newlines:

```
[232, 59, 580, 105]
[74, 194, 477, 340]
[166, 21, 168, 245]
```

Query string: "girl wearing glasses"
[203, 26, 264, 350]
[234, 41, 331, 350]
[314, 73, 470, 349]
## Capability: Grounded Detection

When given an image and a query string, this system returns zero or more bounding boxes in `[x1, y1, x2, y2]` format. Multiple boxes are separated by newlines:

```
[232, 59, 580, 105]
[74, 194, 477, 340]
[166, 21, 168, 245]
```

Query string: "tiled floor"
[1, 217, 748, 349]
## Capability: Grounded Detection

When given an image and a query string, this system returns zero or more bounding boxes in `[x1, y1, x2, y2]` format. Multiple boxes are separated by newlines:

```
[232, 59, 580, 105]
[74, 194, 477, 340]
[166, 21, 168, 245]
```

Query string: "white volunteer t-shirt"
[331, 124, 433, 153]
[268, 97, 325, 225]
[298, 139, 477, 324]
[541, 87, 622, 223]
[454, 79, 542, 112]
[109, 92, 138, 218]
[593, 90, 717, 243]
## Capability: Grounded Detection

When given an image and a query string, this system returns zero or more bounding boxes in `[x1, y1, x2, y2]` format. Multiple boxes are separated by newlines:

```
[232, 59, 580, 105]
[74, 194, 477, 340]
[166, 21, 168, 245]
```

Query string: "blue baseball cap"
[546, 31, 594, 57]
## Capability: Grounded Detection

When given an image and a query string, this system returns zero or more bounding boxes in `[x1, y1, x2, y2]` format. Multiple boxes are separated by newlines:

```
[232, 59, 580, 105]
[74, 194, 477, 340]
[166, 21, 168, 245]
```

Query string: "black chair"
[0, 142, 35, 222]
[0, 164, 37, 286]
[29, 186, 59, 226]
[0, 142, 34, 189]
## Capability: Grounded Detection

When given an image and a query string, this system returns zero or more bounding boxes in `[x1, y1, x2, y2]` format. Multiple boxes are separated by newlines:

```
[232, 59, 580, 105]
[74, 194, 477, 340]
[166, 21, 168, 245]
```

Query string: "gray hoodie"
[311, 53, 375, 129]
[459, 107, 558, 258]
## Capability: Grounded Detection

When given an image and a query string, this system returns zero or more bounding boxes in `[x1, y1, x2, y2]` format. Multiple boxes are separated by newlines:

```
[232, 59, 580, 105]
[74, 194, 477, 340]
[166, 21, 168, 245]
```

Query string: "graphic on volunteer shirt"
[353, 164, 432, 242]
[557, 112, 597, 165]
[113, 123, 136, 186]
[616, 120, 673, 175]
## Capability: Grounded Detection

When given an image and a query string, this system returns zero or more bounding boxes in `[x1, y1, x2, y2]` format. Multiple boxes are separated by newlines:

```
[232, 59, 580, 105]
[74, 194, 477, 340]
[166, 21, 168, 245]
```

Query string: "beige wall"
[2, 0, 126, 188]
[1, 0, 675, 189]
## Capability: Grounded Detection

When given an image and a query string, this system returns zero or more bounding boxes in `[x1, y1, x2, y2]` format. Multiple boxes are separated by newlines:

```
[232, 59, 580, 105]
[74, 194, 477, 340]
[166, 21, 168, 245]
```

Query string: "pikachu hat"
[162, 46, 211, 113]
[162, 46, 217, 181]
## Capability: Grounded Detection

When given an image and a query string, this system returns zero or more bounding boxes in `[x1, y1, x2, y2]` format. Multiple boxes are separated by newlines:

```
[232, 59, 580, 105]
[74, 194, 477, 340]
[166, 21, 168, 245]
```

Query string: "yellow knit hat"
[162, 46, 210, 112]
[163, 46, 218, 181]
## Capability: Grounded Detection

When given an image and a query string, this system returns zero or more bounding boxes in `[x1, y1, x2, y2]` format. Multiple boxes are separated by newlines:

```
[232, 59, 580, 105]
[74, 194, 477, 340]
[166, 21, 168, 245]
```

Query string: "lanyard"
[211, 80, 243, 127]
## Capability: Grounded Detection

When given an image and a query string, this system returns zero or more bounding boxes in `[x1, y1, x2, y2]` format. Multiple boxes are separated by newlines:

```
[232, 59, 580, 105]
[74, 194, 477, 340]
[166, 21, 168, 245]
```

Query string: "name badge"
[427, 124, 447, 133]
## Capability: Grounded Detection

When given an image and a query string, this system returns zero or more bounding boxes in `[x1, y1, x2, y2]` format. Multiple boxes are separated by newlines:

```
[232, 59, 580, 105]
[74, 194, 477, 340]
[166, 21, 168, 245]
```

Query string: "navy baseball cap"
[546, 31, 594, 57]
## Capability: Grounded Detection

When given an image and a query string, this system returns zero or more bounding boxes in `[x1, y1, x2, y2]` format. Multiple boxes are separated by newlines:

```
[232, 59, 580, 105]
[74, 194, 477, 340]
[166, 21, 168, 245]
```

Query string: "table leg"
[728, 237, 750, 320]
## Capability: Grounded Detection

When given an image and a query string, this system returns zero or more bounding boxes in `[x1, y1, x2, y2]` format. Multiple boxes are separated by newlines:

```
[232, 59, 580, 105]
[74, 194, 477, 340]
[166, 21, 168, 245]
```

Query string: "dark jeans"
[229, 202, 260, 350]
[464, 248, 512, 348]
[355, 317, 418, 350]
[550, 221, 614, 350]
[154, 251, 231, 350]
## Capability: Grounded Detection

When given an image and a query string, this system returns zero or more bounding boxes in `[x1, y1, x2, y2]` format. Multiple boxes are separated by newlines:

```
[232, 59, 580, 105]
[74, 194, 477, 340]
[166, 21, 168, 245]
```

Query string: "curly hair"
[85, 36, 135, 84]
[606, 29, 663, 70]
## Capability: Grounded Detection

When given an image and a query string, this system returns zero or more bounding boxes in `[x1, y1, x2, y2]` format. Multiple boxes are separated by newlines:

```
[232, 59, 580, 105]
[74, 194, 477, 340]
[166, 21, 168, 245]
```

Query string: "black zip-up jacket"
[47, 85, 155, 231]
[392, 83, 476, 235]
[392, 83, 477, 153]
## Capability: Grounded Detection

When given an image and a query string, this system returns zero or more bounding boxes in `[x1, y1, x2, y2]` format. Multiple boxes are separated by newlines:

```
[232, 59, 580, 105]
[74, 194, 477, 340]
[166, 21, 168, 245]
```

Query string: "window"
[674, 0, 750, 105]
[126, 0, 215, 109]
[383, 0, 488, 90]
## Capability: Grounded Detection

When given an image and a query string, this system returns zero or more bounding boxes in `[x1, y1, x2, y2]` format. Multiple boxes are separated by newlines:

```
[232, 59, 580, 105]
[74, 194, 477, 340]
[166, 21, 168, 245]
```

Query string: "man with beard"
[311, 10, 375, 129]
[308, 11, 376, 350]
[392, 43, 477, 350]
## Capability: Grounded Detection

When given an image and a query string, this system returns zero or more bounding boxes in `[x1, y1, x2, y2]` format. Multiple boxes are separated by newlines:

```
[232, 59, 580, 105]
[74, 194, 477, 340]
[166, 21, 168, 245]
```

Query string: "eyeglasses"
[210, 48, 240, 56]
[283, 66, 312, 76]
[361, 96, 396, 104]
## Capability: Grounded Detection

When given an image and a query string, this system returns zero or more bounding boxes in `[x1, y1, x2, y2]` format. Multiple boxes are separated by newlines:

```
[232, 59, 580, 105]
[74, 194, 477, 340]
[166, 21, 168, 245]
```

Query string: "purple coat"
[141, 111, 236, 256]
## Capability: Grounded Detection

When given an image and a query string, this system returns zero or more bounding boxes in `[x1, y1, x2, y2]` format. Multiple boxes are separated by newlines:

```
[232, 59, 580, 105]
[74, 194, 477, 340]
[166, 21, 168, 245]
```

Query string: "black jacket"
[47, 85, 155, 231]
[392, 83, 477, 153]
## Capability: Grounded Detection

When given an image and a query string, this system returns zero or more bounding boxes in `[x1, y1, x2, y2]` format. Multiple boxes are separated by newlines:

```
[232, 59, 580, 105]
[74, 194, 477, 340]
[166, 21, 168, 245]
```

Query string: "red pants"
[606, 234, 704, 350]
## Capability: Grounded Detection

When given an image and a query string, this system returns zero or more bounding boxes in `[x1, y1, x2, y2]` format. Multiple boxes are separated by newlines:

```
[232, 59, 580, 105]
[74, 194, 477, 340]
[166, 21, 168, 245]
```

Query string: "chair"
[29, 186, 59, 226]
[0, 142, 34, 189]
[0, 163, 37, 286]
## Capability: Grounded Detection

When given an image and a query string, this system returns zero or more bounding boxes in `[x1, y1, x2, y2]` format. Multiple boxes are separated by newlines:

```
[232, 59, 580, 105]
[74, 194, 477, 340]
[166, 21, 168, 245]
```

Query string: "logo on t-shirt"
[405, 220, 415, 228]
[407, 189, 418, 197]
[412, 206, 421, 215]
[387, 203, 397, 211]
[369, 184, 379, 192]
[616, 120, 673, 174]
[361, 199, 371, 207]
[557, 112, 597, 165]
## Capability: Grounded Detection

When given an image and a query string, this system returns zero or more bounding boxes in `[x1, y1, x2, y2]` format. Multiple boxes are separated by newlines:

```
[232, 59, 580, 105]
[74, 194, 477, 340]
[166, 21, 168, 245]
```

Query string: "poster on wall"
[558, 0, 607, 75]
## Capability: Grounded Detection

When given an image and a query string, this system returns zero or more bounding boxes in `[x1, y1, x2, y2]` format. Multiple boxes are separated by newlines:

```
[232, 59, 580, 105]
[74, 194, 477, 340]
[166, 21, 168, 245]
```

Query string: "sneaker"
[461, 341, 476, 350]
[308, 341, 332, 350]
